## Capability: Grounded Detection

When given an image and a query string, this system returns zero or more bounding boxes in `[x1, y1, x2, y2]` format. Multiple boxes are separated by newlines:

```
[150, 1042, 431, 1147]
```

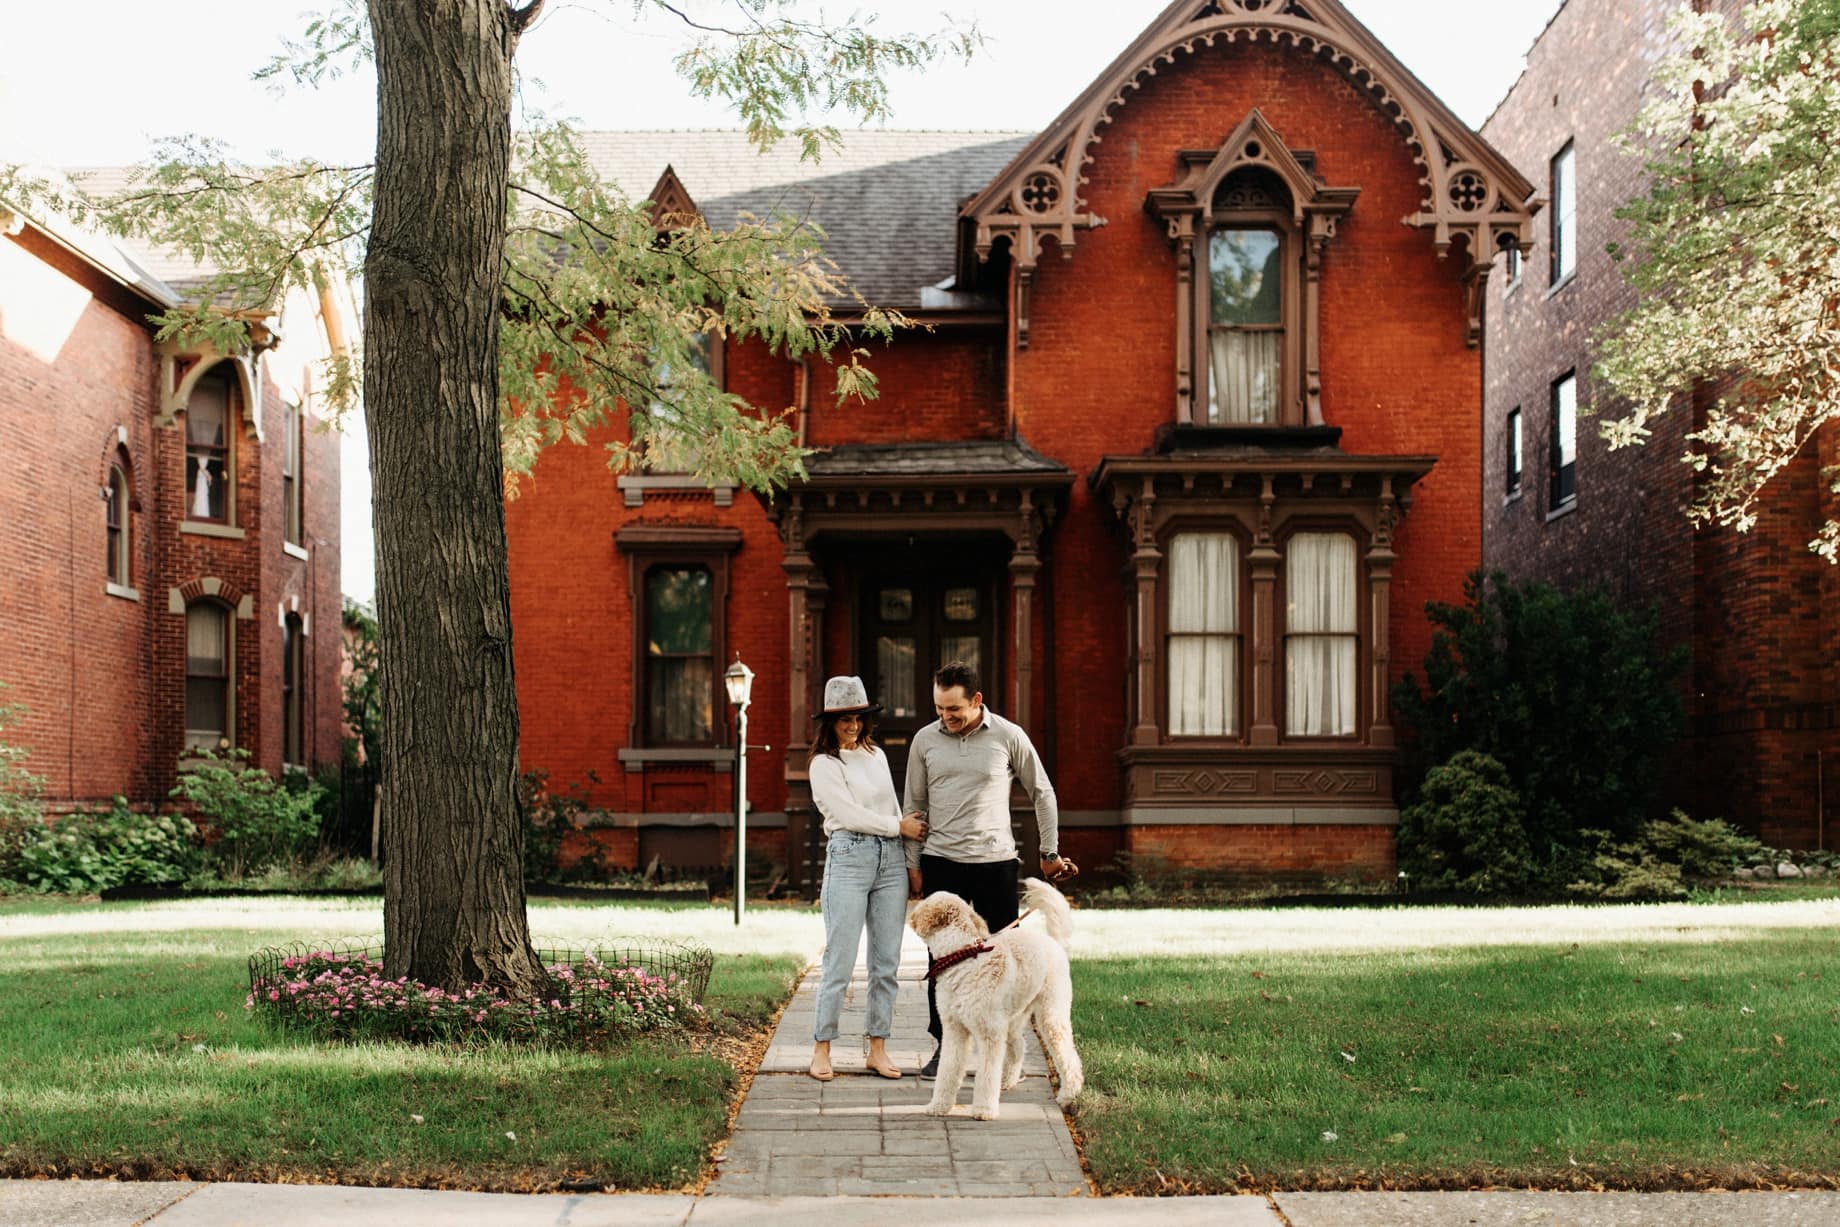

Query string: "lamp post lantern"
[723, 657, 755, 925]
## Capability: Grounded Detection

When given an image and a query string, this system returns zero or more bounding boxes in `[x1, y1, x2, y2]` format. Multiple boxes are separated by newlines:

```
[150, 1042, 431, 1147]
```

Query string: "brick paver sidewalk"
[706, 923, 1088, 1197]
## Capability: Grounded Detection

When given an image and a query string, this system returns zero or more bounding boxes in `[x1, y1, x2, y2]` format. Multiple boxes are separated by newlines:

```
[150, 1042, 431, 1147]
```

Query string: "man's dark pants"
[920, 853, 1019, 1044]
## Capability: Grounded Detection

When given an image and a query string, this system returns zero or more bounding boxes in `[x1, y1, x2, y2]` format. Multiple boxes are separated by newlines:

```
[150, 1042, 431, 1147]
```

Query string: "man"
[904, 660, 1077, 1078]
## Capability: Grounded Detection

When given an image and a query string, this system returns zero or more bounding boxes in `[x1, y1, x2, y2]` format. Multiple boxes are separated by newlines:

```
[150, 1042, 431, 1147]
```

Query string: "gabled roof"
[577, 130, 1031, 308]
[963, 0, 1538, 279]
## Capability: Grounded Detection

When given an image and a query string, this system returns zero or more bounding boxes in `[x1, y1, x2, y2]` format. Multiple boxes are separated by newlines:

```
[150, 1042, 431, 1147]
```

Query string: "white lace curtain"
[1285, 533, 1357, 736]
[1207, 331, 1280, 424]
[1167, 533, 1239, 735]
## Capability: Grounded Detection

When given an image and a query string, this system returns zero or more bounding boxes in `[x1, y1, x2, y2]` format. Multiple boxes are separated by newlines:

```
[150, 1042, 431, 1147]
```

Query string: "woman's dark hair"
[808, 712, 879, 764]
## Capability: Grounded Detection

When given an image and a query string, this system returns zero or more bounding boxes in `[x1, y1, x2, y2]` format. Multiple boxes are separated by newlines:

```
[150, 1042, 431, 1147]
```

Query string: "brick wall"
[0, 227, 343, 813]
[1482, 0, 1837, 846]
[1127, 822, 1394, 885]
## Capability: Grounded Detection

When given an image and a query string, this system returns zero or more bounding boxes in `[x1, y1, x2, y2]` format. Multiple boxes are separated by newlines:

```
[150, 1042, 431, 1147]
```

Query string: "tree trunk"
[366, 0, 546, 995]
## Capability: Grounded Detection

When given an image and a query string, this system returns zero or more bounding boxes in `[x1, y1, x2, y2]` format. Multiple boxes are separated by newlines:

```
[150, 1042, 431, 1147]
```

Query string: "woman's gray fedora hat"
[817, 675, 883, 718]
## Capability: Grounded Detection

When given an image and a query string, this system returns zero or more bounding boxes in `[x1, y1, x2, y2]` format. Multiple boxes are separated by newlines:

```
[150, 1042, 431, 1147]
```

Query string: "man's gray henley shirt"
[902, 707, 1058, 869]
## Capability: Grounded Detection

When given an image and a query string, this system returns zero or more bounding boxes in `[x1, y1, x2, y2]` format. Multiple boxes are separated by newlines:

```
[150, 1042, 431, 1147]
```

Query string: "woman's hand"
[899, 811, 928, 840]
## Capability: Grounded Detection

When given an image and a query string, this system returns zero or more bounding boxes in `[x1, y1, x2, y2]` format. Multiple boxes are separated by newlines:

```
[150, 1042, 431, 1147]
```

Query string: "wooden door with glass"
[857, 562, 997, 795]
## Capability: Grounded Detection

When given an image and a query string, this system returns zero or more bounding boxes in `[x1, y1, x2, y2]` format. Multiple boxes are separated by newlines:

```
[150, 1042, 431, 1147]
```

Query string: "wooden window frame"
[105, 461, 131, 587]
[1202, 214, 1296, 426]
[616, 525, 742, 752]
[184, 365, 238, 527]
[1550, 141, 1577, 287]
[1276, 523, 1366, 742]
[184, 600, 235, 752]
[1550, 372, 1578, 511]
[1159, 523, 1249, 741]
[282, 398, 303, 547]
[282, 612, 305, 768]
[1506, 407, 1523, 500]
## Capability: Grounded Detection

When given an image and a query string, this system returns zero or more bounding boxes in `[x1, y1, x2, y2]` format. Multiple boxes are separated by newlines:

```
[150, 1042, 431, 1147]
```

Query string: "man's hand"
[1039, 856, 1079, 882]
[908, 868, 924, 899]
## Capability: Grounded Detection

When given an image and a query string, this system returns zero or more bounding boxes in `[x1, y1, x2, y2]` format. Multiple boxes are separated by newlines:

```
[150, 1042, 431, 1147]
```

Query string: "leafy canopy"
[1595, 0, 1840, 561]
[1, 0, 980, 494]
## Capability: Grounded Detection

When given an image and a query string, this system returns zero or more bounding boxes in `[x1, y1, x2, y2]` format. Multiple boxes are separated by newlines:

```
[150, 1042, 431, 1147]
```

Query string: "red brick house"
[1481, 0, 1838, 850]
[0, 191, 346, 813]
[506, 0, 1537, 886]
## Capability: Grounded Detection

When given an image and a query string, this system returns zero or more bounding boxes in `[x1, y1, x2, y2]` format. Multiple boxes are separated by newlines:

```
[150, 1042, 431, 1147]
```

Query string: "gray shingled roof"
[576, 130, 1031, 308]
[803, 439, 1069, 479]
[63, 166, 219, 294]
[68, 130, 1033, 308]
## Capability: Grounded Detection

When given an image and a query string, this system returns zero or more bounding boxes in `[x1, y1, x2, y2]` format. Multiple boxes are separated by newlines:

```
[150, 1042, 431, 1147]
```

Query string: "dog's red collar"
[926, 940, 994, 981]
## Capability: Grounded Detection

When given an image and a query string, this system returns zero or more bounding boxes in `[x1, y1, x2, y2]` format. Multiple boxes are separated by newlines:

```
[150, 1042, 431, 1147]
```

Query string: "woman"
[807, 675, 927, 1080]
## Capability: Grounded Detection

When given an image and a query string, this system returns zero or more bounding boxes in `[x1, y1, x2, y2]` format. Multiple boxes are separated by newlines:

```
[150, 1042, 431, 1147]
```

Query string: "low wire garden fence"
[247, 938, 715, 1045]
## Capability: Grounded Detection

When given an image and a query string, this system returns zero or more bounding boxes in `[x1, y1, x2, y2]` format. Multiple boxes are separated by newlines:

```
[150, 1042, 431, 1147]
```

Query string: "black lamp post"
[723, 657, 755, 925]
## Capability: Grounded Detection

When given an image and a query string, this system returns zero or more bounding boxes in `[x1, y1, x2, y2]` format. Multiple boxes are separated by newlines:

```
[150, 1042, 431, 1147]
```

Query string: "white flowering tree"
[4, 0, 972, 994]
[1595, 0, 1840, 561]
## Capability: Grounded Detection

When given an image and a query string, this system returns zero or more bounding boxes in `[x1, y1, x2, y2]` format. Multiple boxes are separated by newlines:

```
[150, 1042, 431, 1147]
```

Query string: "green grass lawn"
[0, 896, 820, 1191]
[1068, 922, 1840, 1193]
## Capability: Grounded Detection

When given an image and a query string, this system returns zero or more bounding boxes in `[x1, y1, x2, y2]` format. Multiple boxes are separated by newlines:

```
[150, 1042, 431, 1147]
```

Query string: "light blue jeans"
[813, 829, 907, 1043]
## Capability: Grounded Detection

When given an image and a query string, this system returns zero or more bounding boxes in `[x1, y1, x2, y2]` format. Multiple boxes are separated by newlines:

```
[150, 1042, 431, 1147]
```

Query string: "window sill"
[105, 582, 141, 602]
[181, 520, 246, 540]
[1545, 499, 1577, 523]
[283, 541, 309, 561]
[1503, 489, 1523, 507]
[617, 747, 735, 773]
[1545, 271, 1578, 300]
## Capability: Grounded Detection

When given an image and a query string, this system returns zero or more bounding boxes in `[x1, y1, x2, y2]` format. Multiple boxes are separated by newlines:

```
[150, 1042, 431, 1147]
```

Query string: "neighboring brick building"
[0, 193, 347, 813]
[506, 0, 1538, 886]
[1482, 0, 1838, 848]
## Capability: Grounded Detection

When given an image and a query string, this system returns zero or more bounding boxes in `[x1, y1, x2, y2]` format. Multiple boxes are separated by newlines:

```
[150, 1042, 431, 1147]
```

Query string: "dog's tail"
[1021, 877, 1073, 947]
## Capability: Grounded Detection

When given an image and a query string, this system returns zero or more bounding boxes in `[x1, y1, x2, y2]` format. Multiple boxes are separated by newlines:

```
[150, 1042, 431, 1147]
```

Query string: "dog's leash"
[905, 907, 1039, 982]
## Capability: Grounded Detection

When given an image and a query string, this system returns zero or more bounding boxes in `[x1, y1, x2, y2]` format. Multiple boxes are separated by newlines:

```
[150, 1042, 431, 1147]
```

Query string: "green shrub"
[1640, 809, 1763, 880]
[1396, 750, 1536, 894]
[13, 800, 199, 894]
[0, 686, 46, 885]
[1394, 570, 1686, 889]
[518, 770, 582, 883]
[172, 750, 323, 878]
[1568, 809, 1762, 900]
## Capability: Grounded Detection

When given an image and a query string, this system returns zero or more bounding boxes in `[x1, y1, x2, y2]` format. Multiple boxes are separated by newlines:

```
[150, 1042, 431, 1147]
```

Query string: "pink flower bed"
[247, 949, 704, 1045]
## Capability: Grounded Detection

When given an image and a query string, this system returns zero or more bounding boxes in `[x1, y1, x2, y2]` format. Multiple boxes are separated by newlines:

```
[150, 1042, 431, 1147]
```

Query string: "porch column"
[1008, 491, 1042, 732]
[1128, 477, 1161, 745]
[1365, 478, 1397, 748]
[1248, 474, 1280, 746]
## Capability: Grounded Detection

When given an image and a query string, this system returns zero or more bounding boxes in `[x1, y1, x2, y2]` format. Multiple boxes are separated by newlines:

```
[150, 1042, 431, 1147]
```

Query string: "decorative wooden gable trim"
[155, 318, 278, 442]
[961, 0, 1538, 348]
[646, 164, 701, 231]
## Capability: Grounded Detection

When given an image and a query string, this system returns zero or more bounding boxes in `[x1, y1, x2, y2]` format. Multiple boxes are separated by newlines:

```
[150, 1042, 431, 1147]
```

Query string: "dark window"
[105, 463, 130, 584]
[283, 399, 303, 546]
[1504, 245, 1522, 289]
[1206, 226, 1283, 424]
[642, 565, 715, 744]
[1550, 142, 1576, 284]
[1506, 408, 1523, 497]
[185, 368, 234, 523]
[282, 613, 304, 767]
[185, 602, 232, 751]
[1550, 374, 1578, 508]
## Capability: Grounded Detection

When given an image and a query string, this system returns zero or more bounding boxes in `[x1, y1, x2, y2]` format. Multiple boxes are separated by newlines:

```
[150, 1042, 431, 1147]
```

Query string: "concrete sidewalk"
[8, 1181, 1840, 1225]
[706, 923, 1085, 1196]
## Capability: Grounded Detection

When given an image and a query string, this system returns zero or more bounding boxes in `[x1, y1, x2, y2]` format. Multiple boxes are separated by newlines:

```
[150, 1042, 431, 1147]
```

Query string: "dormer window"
[1149, 110, 1358, 431]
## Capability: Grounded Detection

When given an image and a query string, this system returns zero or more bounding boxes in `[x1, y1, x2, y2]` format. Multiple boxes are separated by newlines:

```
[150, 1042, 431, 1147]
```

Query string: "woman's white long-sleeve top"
[808, 747, 903, 837]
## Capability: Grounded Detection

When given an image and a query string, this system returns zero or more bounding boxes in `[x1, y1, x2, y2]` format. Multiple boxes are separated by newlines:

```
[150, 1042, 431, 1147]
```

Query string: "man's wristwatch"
[1041, 851, 1061, 862]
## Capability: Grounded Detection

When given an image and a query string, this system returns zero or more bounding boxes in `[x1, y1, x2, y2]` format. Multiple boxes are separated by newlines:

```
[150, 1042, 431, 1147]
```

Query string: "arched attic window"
[1148, 110, 1359, 432]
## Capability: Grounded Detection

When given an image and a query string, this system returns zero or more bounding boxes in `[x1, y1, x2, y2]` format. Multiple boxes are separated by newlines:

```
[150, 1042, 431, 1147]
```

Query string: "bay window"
[1284, 532, 1357, 737]
[1167, 532, 1241, 735]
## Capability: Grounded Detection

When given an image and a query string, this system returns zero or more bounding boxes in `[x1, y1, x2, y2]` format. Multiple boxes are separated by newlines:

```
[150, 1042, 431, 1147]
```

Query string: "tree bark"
[366, 0, 546, 994]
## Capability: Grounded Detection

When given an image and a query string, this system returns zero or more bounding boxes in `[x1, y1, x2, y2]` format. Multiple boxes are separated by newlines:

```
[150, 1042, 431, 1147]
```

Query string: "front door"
[857, 553, 999, 797]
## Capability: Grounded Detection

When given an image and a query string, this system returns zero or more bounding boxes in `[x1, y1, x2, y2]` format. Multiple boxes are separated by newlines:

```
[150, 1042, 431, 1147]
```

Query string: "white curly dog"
[908, 876, 1084, 1120]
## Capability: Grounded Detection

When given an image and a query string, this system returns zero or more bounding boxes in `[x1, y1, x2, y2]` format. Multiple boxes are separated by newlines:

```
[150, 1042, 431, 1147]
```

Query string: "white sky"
[1, 0, 1563, 603]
